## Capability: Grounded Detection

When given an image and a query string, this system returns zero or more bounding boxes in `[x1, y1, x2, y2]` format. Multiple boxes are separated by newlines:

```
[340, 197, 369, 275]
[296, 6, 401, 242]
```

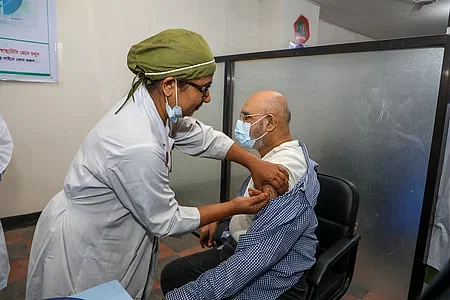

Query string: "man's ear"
[266, 114, 277, 132]
[162, 77, 176, 98]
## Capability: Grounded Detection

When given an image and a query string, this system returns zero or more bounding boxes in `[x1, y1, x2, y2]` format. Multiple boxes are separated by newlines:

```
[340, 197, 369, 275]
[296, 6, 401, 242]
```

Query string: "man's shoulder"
[266, 140, 304, 161]
[264, 141, 307, 182]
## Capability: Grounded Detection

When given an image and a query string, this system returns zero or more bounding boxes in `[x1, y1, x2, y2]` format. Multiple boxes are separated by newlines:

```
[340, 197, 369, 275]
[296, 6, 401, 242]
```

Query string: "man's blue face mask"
[234, 114, 268, 149]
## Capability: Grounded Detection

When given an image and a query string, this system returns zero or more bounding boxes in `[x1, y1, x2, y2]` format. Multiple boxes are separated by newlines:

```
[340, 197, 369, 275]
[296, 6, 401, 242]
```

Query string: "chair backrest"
[314, 173, 359, 256]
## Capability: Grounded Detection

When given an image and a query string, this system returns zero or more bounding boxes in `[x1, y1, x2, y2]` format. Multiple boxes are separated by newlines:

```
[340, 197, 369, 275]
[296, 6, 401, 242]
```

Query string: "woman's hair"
[144, 78, 188, 93]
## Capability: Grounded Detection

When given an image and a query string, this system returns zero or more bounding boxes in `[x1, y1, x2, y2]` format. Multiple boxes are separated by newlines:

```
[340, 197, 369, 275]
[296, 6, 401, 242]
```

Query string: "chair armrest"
[307, 233, 361, 287]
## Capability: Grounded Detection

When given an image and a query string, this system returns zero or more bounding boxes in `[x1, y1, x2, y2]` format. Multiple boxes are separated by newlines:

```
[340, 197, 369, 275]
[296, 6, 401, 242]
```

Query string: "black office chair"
[303, 173, 361, 300]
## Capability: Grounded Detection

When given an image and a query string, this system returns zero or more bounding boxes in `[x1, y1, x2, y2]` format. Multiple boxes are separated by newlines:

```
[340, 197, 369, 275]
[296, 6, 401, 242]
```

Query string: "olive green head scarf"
[117, 29, 216, 113]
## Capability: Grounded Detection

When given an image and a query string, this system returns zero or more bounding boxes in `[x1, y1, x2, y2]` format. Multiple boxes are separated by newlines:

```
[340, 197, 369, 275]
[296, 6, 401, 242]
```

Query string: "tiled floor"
[0, 226, 210, 300]
[0, 227, 32, 300]
[0, 225, 383, 300]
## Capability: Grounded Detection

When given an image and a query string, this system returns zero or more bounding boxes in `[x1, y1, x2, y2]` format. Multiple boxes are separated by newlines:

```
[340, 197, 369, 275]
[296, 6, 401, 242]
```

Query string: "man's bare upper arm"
[263, 184, 279, 200]
[263, 164, 289, 199]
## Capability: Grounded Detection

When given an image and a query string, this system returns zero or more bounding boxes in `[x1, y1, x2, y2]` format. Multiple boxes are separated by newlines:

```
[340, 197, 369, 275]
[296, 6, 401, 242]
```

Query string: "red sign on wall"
[294, 15, 310, 44]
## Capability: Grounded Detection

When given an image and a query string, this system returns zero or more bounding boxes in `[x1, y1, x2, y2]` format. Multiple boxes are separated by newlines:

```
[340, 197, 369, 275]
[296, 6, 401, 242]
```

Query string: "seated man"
[161, 90, 319, 300]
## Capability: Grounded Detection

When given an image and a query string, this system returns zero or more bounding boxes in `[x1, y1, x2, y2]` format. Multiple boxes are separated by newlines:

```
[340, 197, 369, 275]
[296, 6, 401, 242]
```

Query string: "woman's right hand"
[231, 192, 269, 215]
[199, 222, 219, 248]
[196, 192, 268, 228]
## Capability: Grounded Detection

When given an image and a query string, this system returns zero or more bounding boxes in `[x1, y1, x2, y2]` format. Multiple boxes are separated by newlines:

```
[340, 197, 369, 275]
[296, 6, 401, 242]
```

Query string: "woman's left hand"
[250, 161, 289, 195]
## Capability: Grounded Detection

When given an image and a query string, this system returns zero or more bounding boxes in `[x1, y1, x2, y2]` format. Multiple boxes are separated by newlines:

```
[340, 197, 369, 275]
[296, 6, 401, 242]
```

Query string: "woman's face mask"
[234, 114, 268, 149]
[165, 79, 183, 122]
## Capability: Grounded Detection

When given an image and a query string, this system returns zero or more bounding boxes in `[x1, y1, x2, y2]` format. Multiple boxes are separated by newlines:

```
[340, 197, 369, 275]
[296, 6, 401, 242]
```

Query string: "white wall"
[0, 0, 371, 217]
[0, 0, 261, 217]
[259, 0, 320, 50]
[318, 20, 374, 45]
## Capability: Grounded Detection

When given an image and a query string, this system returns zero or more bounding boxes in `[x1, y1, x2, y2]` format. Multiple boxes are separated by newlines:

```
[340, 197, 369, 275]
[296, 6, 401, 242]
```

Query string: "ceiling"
[312, 0, 450, 39]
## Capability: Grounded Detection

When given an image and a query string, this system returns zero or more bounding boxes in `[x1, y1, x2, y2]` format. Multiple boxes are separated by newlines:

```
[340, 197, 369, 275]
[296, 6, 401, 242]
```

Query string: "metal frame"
[216, 35, 446, 63]
[219, 61, 235, 203]
[216, 33, 450, 300]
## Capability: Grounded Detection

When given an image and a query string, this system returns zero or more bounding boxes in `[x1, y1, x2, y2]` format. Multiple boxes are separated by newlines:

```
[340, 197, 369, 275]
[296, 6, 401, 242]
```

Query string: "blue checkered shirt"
[166, 142, 320, 300]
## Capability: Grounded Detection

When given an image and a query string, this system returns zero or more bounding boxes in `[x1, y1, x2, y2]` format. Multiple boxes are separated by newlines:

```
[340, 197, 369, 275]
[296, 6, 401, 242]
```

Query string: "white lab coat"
[26, 85, 234, 300]
[0, 114, 13, 291]
[427, 132, 450, 272]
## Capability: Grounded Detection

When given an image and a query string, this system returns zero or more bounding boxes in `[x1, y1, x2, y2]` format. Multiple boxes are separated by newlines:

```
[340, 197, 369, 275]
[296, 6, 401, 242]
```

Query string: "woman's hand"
[224, 144, 288, 195]
[248, 186, 278, 200]
[231, 192, 269, 215]
[250, 161, 289, 195]
[199, 222, 218, 248]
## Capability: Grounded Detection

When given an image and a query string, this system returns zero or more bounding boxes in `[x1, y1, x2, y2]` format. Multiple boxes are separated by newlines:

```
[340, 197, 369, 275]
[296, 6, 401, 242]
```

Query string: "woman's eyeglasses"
[178, 79, 211, 99]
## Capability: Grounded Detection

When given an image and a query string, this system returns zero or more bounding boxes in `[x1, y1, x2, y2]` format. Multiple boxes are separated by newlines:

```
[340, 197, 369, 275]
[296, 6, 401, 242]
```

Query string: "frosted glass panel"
[170, 63, 224, 207]
[231, 49, 444, 299]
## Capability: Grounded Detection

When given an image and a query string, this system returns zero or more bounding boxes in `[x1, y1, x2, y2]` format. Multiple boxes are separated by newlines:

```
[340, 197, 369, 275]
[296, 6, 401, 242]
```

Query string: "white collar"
[135, 85, 173, 148]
